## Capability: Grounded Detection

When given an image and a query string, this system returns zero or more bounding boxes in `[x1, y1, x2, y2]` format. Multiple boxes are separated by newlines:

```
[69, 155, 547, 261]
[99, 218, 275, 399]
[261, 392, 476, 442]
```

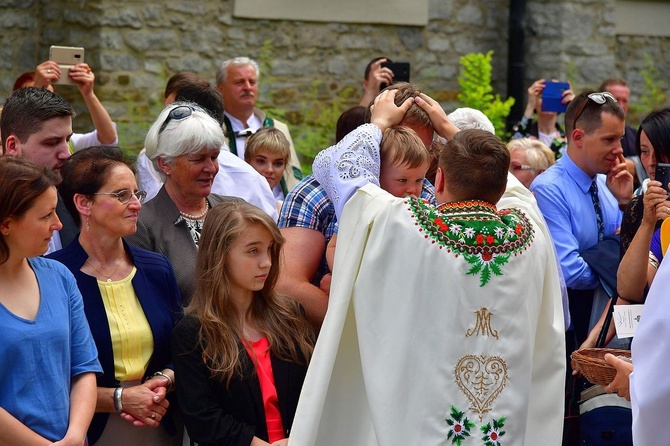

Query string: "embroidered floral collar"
[408, 197, 534, 286]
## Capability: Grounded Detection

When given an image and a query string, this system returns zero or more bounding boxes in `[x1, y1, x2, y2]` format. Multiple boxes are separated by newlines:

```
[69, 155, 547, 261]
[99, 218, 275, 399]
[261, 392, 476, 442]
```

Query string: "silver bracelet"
[113, 387, 123, 413]
[153, 371, 173, 391]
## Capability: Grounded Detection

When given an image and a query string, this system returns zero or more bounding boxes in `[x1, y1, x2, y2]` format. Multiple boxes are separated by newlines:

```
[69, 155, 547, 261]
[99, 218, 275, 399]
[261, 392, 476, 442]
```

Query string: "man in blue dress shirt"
[531, 91, 632, 347]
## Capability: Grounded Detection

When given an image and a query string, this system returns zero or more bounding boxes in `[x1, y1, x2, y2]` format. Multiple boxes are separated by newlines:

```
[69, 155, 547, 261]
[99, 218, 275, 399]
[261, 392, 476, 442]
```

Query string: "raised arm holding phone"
[16, 50, 117, 150]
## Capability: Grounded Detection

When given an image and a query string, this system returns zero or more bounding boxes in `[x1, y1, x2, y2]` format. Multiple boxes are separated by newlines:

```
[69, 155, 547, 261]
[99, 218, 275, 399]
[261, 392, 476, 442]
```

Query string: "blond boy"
[244, 127, 292, 211]
[326, 125, 430, 269]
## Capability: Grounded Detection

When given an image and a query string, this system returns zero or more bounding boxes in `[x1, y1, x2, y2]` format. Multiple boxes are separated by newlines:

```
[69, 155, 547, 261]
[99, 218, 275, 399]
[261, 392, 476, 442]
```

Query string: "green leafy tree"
[629, 53, 668, 126]
[457, 51, 515, 140]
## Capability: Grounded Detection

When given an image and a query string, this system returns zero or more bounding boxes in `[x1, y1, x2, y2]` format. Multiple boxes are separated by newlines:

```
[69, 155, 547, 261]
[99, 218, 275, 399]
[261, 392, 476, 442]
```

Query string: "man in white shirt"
[216, 57, 303, 193]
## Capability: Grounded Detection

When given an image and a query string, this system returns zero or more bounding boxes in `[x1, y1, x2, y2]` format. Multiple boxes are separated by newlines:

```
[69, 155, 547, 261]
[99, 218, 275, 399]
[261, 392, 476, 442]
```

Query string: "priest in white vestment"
[288, 91, 565, 446]
[605, 247, 670, 445]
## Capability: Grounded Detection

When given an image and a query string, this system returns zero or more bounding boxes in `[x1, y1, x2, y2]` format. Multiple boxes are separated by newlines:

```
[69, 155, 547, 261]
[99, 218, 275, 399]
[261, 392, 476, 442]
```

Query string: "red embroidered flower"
[490, 432, 498, 441]
[476, 234, 484, 245]
[454, 424, 462, 433]
[482, 251, 493, 262]
[435, 217, 444, 226]
[486, 235, 495, 245]
[515, 223, 523, 235]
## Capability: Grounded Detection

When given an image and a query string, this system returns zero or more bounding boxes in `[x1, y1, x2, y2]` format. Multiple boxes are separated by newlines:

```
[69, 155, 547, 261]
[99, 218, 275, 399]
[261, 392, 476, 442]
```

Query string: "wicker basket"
[571, 348, 632, 387]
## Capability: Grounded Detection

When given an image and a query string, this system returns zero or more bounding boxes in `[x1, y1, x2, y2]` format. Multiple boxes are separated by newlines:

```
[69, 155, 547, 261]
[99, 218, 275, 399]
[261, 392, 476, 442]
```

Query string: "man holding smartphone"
[358, 57, 394, 107]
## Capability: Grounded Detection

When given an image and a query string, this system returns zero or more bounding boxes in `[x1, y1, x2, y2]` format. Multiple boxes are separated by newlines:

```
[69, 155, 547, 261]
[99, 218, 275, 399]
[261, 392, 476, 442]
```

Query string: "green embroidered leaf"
[493, 417, 506, 429]
[490, 262, 503, 276]
[467, 261, 483, 275]
[493, 254, 510, 265]
[480, 264, 492, 286]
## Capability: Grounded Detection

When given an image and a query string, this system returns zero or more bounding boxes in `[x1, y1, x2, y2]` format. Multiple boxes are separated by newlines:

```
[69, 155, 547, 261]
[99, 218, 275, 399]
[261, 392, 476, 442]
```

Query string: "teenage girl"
[171, 201, 314, 446]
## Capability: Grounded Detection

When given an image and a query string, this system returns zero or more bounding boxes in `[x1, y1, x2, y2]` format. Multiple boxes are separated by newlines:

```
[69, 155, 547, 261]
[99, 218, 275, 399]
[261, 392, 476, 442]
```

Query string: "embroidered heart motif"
[454, 354, 508, 421]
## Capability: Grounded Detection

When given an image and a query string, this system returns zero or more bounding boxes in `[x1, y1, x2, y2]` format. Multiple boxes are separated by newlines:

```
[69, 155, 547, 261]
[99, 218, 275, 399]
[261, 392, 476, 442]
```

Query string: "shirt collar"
[560, 152, 598, 194]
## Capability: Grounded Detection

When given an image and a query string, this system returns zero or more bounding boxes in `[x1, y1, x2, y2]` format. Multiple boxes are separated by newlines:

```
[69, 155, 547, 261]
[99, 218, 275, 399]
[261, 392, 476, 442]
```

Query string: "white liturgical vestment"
[630, 250, 670, 445]
[288, 124, 565, 446]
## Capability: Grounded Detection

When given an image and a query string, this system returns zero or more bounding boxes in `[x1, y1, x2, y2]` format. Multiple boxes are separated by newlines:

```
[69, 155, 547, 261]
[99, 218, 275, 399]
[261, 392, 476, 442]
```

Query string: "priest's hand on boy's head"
[370, 89, 413, 133]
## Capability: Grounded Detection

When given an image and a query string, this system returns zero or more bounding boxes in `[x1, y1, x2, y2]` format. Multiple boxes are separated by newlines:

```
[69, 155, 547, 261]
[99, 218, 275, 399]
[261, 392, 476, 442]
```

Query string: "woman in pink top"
[171, 201, 314, 446]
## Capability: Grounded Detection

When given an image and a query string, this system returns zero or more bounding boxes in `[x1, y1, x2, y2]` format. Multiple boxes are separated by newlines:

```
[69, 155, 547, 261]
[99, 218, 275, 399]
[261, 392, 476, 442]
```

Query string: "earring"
[86, 217, 90, 232]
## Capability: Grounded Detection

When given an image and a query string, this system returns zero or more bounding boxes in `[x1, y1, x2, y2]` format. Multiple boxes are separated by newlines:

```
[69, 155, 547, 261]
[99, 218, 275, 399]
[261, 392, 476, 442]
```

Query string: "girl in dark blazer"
[171, 201, 314, 446]
[48, 146, 182, 445]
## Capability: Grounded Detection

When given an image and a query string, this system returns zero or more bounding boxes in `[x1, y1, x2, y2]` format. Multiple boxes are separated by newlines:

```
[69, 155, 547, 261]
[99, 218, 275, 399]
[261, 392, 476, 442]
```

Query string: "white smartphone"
[49, 45, 85, 85]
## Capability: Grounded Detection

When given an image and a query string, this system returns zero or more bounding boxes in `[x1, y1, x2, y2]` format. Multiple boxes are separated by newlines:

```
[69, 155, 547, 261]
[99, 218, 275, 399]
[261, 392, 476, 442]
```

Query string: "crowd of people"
[0, 52, 668, 446]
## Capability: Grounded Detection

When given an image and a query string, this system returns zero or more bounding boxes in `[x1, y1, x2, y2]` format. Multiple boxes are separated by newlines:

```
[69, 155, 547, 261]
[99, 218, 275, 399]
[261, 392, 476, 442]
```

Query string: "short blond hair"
[380, 126, 430, 169]
[506, 138, 555, 171]
[244, 127, 291, 164]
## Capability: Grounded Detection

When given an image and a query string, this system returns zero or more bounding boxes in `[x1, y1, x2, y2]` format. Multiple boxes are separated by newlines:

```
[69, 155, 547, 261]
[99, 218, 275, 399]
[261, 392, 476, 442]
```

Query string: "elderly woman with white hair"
[507, 138, 556, 189]
[127, 102, 241, 303]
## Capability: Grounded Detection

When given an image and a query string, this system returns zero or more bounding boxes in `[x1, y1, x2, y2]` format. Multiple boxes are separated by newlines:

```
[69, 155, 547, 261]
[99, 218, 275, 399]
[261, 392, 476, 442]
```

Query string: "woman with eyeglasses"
[507, 138, 556, 188]
[48, 146, 182, 446]
[126, 102, 241, 303]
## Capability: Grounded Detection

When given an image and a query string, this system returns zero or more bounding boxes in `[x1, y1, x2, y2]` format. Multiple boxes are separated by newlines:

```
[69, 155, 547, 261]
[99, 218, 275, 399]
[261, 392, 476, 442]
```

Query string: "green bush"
[457, 51, 515, 140]
[629, 53, 668, 126]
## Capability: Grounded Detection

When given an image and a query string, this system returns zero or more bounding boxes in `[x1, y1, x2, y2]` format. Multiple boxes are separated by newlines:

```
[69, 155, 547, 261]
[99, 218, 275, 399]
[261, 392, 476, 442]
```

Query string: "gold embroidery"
[466, 307, 499, 339]
[454, 354, 508, 421]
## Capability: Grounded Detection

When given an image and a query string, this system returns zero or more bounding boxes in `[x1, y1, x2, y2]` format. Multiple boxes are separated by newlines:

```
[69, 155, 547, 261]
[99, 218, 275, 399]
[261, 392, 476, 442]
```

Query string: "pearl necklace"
[86, 257, 124, 282]
[179, 201, 209, 220]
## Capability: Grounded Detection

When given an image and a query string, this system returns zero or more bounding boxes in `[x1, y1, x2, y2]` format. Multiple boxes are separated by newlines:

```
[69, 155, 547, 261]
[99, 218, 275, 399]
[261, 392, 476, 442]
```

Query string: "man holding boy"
[1, 87, 78, 252]
[289, 91, 565, 445]
[277, 82, 436, 327]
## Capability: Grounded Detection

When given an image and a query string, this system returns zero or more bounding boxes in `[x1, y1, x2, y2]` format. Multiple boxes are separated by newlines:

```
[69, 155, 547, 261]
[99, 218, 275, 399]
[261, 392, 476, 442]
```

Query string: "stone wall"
[0, 0, 668, 152]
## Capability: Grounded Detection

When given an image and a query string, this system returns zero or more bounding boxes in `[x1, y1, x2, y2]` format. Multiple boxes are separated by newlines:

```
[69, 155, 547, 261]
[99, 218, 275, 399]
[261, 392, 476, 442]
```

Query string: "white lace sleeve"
[312, 124, 382, 221]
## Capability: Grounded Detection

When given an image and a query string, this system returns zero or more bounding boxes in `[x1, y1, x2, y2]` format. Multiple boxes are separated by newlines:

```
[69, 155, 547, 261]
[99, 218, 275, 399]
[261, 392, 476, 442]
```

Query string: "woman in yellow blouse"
[48, 146, 182, 445]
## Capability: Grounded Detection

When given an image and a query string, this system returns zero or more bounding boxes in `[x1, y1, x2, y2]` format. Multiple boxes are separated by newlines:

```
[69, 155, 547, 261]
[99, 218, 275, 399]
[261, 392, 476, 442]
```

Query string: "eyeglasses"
[571, 92, 618, 132]
[510, 164, 534, 172]
[93, 189, 147, 204]
[158, 105, 197, 134]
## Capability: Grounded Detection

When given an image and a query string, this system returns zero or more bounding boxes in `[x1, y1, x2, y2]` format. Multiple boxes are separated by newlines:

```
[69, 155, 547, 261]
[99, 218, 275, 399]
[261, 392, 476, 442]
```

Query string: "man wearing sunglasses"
[530, 91, 632, 351]
[216, 57, 303, 194]
[1, 87, 79, 254]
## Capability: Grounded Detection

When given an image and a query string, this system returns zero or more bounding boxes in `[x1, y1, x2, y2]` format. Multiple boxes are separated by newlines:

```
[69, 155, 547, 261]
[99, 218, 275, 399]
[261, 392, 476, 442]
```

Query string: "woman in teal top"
[0, 156, 101, 444]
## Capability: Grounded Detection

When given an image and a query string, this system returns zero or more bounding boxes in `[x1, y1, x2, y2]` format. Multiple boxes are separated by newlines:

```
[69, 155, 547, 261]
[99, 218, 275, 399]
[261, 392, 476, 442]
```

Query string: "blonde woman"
[171, 201, 314, 446]
[507, 137, 556, 188]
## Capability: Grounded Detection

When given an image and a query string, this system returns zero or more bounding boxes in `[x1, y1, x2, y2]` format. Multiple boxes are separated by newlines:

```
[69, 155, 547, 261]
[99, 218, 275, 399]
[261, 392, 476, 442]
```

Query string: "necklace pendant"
[106, 278, 112, 282]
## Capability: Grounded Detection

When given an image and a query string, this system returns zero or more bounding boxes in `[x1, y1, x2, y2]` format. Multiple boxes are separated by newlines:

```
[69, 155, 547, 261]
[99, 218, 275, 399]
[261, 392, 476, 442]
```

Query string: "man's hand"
[606, 154, 634, 205]
[359, 59, 394, 107]
[370, 89, 413, 133]
[604, 353, 633, 401]
[414, 93, 459, 140]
